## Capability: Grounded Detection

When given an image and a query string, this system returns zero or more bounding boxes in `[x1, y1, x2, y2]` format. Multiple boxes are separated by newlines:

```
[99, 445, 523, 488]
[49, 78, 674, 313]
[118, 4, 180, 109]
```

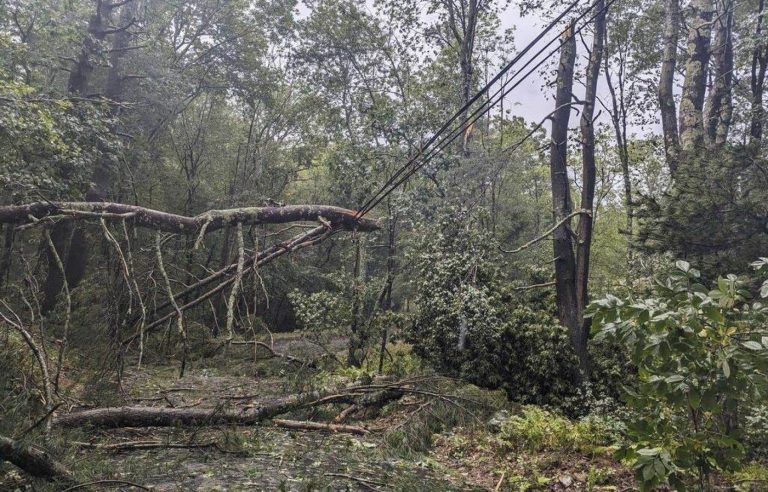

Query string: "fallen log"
[0, 202, 379, 233]
[72, 440, 217, 452]
[272, 419, 368, 435]
[53, 388, 405, 429]
[0, 434, 73, 483]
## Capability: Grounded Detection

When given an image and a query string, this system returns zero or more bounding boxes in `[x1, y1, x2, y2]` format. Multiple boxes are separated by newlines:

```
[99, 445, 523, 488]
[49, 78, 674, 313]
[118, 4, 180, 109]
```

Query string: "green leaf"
[676, 260, 690, 273]
[665, 375, 684, 383]
[637, 448, 661, 457]
[642, 464, 655, 481]
[742, 341, 763, 351]
[722, 359, 731, 378]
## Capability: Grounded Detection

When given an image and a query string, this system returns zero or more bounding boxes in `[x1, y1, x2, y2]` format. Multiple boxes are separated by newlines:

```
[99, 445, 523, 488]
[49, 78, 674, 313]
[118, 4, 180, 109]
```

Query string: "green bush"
[590, 260, 768, 490]
[406, 212, 600, 411]
[499, 406, 617, 453]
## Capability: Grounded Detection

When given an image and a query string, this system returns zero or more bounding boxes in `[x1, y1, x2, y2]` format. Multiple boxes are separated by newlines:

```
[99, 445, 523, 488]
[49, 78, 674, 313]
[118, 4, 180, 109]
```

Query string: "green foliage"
[637, 147, 768, 275]
[406, 209, 584, 408]
[590, 261, 768, 490]
[498, 406, 618, 454]
[0, 80, 120, 202]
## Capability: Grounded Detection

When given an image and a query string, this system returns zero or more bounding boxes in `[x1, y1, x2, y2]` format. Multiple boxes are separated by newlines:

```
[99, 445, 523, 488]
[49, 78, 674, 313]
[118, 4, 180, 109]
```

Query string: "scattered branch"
[499, 210, 590, 254]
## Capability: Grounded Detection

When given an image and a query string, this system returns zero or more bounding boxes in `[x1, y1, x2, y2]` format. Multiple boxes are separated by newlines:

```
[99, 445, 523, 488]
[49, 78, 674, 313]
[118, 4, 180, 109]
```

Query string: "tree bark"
[0, 435, 73, 483]
[0, 202, 379, 233]
[751, 0, 768, 146]
[679, 0, 715, 153]
[575, 0, 606, 377]
[659, 0, 681, 172]
[53, 389, 404, 429]
[704, 0, 734, 147]
[548, 27, 580, 370]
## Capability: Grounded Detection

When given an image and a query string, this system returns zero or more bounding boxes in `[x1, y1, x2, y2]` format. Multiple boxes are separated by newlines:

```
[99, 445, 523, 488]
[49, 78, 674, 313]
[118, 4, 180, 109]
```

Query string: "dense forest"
[1, 0, 767, 490]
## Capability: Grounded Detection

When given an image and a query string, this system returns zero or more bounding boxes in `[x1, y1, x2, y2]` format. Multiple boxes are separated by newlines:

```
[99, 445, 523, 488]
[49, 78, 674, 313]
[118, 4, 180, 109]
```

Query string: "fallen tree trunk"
[0, 202, 379, 233]
[53, 388, 404, 429]
[272, 419, 368, 435]
[0, 434, 73, 483]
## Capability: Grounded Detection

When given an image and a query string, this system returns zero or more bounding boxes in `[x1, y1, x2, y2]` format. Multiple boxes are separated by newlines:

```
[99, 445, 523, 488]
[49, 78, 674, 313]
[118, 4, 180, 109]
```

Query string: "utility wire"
[355, 0, 616, 218]
[354, 0, 584, 217]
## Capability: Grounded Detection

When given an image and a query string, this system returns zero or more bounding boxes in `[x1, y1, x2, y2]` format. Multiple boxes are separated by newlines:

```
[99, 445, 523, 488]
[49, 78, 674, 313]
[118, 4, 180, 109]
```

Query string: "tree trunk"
[751, 0, 768, 146]
[604, 55, 633, 263]
[659, 0, 681, 172]
[43, 0, 135, 310]
[575, 1, 606, 377]
[0, 435, 73, 483]
[679, 0, 715, 153]
[0, 202, 379, 233]
[548, 27, 580, 371]
[704, 0, 734, 147]
[53, 389, 404, 429]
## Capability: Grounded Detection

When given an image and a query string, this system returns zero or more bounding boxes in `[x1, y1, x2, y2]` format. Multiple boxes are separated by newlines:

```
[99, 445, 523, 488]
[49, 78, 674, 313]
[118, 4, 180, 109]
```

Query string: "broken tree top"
[0, 202, 380, 233]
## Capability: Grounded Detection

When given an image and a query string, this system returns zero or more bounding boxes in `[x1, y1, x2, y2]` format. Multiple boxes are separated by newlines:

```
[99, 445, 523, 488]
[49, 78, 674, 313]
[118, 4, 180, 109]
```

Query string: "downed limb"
[121, 224, 337, 345]
[499, 210, 589, 254]
[0, 434, 73, 483]
[0, 202, 379, 233]
[271, 419, 369, 435]
[72, 440, 217, 452]
[53, 387, 405, 429]
[230, 339, 312, 366]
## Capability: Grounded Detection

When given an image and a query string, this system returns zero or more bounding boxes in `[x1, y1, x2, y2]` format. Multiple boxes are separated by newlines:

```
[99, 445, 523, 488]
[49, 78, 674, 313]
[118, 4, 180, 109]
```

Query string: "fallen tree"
[0, 434, 73, 483]
[0, 202, 379, 233]
[53, 387, 404, 429]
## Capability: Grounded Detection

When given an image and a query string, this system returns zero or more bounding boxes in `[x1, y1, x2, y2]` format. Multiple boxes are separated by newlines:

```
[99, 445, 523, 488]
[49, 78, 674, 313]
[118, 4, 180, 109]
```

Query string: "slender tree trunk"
[604, 56, 633, 261]
[659, 0, 681, 172]
[348, 236, 364, 367]
[751, 0, 768, 146]
[705, 0, 734, 147]
[679, 0, 715, 153]
[548, 27, 580, 371]
[575, 1, 606, 377]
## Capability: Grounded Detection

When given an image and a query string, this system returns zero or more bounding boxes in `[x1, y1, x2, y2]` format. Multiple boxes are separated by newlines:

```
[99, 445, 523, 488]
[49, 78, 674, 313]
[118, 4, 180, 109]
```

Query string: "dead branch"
[271, 419, 369, 435]
[0, 202, 379, 233]
[0, 301, 54, 434]
[225, 222, 245, 340]
[499, 210, 590, 254]
[43, 229, 70, 394]
[60, 479, 151, 491]
[0, 434, 73, 483]
[230, 339, 313, 366]
[324, 473, 385, 490]
[72, 440, 217, 451]
[155, 232, 187, 377]
[121, 225, 336, 345]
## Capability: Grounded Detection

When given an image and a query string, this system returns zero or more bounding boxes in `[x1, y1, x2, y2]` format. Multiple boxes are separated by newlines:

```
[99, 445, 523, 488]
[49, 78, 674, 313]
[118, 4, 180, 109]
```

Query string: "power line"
[355, 0, 616, 218]
[354, 0, 584, 217]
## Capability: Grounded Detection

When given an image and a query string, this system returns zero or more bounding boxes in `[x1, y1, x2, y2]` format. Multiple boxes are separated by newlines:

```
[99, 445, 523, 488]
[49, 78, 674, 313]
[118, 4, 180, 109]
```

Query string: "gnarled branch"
[0, 202, 379, 233]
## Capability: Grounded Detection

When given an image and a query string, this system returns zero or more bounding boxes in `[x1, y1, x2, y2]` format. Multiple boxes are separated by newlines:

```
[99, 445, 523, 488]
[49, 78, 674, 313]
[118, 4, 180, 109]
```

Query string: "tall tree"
[658, 0, 680, 171]
[548, 27, 579, 370]
[704, 0, 734, 147]
[678, 0, 715, 153]
[750, 0, 768, 146]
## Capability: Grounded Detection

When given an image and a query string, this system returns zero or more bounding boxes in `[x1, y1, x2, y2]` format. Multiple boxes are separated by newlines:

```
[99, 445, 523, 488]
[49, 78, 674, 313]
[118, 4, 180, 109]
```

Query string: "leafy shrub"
[590, 260, 768, 490]
[499, 406, 617, 453]
[406, 212, 583, 409]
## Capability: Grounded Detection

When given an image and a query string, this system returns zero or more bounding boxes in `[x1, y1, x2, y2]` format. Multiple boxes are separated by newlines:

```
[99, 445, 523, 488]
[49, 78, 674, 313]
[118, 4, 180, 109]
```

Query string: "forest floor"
[2, 333, 641, 491]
